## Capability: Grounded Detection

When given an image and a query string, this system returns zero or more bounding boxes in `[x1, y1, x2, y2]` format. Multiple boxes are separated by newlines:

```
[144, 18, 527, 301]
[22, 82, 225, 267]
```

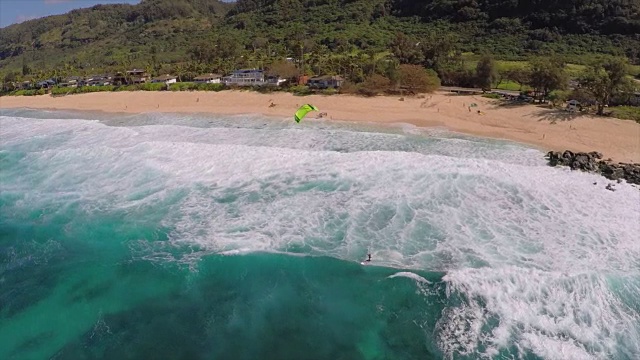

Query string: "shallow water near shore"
[1, 108, 639, 360]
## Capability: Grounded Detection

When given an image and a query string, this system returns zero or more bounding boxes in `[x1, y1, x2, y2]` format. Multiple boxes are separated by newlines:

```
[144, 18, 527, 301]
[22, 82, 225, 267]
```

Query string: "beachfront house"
[222, 69, 265, 86]
[307, 75, 344, 89]
[1, 81, 13, 92]
[18, 81, 32, 90]
[113, 69, 150, 85]
[1, 81, 17, 92]
[35, 79, 56, 89]
[297, 74, 309, 85]
[59, 76, 82, 88]
[193, 73, 222, 84]
[266, 75, 287, 86]
[83, 75, 112, 87]
[151, 75, 177, 85]
[128, 69, 150, 84]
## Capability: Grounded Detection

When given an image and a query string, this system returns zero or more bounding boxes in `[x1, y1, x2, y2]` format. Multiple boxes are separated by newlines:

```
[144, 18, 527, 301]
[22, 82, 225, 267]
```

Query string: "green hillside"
[224, 0, 640, 58]
[0, 0, 639, 80]
[0, 0, 233, 74]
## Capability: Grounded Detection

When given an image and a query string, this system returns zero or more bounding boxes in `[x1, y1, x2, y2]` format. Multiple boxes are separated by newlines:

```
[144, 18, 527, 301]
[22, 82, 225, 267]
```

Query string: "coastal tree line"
[4, 25, 637, 115]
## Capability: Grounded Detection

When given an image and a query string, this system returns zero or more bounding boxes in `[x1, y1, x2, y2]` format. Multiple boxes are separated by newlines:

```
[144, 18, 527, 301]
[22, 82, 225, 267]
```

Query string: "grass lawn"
[494, 80, 530, 91]
[464, 55, 638, 79]
[609, 106, 640, 124]
[495, 60, 528, 72]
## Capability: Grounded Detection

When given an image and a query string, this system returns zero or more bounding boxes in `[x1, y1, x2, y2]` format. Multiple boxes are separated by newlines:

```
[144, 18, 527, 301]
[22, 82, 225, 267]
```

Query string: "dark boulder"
[562, 150, 574, 161]
[588, 151, 603, 159]
[546, 150, 640, 187]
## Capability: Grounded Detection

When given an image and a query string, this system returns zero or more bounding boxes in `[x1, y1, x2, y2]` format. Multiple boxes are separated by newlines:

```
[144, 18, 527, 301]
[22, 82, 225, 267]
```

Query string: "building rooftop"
[309, 75, 344, 81]
[232, 68, 264, 73]
[153, 74, 177, 81]
[194, 73, 222, 80]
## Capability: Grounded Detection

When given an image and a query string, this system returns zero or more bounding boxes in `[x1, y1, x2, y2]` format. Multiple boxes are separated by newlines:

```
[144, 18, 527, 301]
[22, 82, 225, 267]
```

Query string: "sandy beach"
[1, 90, 639, 162]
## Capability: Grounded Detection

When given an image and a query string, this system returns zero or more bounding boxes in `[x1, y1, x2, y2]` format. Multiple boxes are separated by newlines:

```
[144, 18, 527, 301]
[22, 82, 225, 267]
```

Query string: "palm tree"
[186, 61, 205, 81]
[35, 69, 45, 82]
[256, 51, 267, 70]
[310, 45, 331, 75]
[49, 68, 61, 83]
[145, 63, 154, 78]
[326, 55, 341, 76]
[212, 58, 224, 74]
[174, 63, 186, 82]
[245, 53, 258, 69]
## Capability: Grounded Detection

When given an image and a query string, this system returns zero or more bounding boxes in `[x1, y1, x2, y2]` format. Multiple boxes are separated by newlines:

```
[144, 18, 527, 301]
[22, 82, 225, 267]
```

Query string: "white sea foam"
[2, 112, 638, 360]
[440, 267, 640, 359]
[388, 272, 432, 284]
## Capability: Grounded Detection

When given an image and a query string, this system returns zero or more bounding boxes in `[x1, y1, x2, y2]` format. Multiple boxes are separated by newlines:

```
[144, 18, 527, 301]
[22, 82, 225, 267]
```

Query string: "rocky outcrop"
[546, 150, 640, 186]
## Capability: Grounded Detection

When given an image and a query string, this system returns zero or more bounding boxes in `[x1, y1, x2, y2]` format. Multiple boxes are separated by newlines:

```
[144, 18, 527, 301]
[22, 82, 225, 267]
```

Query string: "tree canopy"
[579, 58, 635, 114]
[0, 0, 638, 86]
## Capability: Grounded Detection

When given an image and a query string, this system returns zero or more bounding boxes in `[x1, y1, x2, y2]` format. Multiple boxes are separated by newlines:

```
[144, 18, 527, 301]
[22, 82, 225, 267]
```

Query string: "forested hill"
[231, 0, 640, 35]
[1, 0, 639, 75]
[0, 0, 233, 72]
[391, 0, 640, 35]
[223, 0, 640, 59]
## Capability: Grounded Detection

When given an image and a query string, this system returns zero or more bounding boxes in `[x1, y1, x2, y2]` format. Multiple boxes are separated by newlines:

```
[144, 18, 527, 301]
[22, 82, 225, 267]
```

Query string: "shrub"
[321, 87, 338, 95]
[152, 82, 227, 92]
[439, 67, 476, 87]
[251, 84, 280, 93]
[476, 54, 498, 90]
[482, 93, 502, 99]
[289, 85, 311, 96]
[51, 87, 78, 96]
[359, 74, 391, 96]
[338, 81, 359, 95]
[114, 85, 141, 91]
[169, 82, 196, 91]
[398, 65, 441, 94]
[197, 83, 225, 91]
[12, 89, 36, 96]
[140, 83, 166, 91]
[11, 89, 41, 96]
[80, 85, 115, 93]
[548, 90, 571, 107]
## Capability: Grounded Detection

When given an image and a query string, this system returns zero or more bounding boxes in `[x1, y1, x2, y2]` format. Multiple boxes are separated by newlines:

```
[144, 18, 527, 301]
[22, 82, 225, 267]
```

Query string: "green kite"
[294, 104, 319, 123]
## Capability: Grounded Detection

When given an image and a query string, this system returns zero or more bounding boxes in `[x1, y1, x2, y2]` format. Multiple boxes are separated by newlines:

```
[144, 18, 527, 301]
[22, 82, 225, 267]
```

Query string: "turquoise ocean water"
[1, 108, 639, 360]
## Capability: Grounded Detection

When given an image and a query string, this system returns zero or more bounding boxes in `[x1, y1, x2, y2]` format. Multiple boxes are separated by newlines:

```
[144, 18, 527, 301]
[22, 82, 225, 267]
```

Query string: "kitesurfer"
[365, 253, 372, 262]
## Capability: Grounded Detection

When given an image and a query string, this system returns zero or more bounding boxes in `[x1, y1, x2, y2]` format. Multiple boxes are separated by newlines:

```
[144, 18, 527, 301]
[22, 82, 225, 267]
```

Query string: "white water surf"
[1, 111, 638, 359]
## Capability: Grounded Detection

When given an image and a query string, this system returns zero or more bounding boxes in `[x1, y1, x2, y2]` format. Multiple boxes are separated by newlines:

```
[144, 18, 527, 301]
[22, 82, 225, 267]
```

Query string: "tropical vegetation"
[1, 0, 639, 115]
